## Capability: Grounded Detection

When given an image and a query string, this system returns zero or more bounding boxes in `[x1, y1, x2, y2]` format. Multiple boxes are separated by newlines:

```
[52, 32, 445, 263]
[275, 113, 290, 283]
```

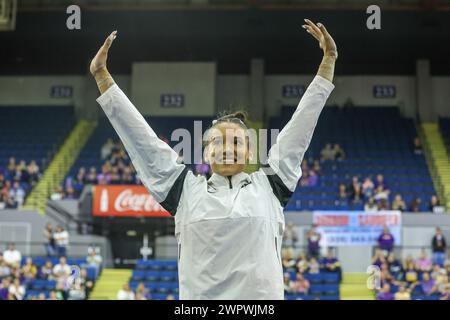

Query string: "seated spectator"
[0, 278, 11, 300]
[412, 137, 423, 155]
[50, 186, 65, 201]
[440, 285, 450, 300]
[404, 261, 419, 286]
[415, 272, 436, 296]
[373, 185, 390, 202]
[374, 174, 387, 189]
[86, 247, 103, 278]
[78, 268, 94, 298]
[69, 283, 86, 300]
[48, 290, 62, 300]
[8, 181, 25, 208]
[135, 292, 147, 300]
[283, 273, 292, 295]
[376, 283, 394, 300]
[321, 249, 342, 281]
[53, 257, 71, 280]
[378, 198, 390, 211]
[394, 285, 411, 300]
[391, 194, 407, 211]
[290, 272, 310, 295]
[135, 282, 151, 300]
[362, 177, 375, 199]
[308, 257, 320, 274]
[429, 195, 445, 213]
[40, 261, 54, 280]
[377, 226, 395, 254]
[8, 278, 25, 300]
[75, 167, 87, 185]
[85, 167, 98, 184]
[333, 144, 346, 161]
[282, 222, 298, 250]
[336, 184, 348, 204]
[372, 249, 387, 268]
[64, 186, 76, 199]
[409, 197, 422, 212]
[21, 257, 37, 285]
[0, 259, 11, 278]
[117, 283, 135, 300]
[101, 138, 115, 160]
[432, 227, 447, 267]
[109, 167, 121, 185]
[348, 176, 362, 202]
[3, 243, 22, 268]
[296, 252, 309, 274]
[415, 249, 432, 273]
[434, 274, 449, 295]
[387, 253, 403, 278]
[43, 223, 56, 257]
[364, 197, 378, 212]
[320, 143, 335, 161]
[308, 170, 319, 187]
[282, 250, 297, 271]
[312, 160, 322, 176]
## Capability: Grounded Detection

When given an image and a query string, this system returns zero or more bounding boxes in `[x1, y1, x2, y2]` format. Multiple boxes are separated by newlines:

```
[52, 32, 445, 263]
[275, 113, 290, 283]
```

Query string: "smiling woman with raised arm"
[90, 18, 337, 300]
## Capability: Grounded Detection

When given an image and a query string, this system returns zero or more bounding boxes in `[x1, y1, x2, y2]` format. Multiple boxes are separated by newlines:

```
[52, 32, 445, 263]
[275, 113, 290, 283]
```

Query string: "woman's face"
[204, 122, 251, 177]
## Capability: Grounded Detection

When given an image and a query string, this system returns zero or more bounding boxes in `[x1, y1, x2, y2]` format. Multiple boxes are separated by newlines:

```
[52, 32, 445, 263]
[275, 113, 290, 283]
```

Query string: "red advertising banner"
[92, 185, 171, 217]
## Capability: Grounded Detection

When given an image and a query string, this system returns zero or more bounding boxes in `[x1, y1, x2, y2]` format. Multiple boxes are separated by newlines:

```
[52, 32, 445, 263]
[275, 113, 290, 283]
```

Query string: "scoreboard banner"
[312, 211, 402, 246]
[92, 185, 171, 217]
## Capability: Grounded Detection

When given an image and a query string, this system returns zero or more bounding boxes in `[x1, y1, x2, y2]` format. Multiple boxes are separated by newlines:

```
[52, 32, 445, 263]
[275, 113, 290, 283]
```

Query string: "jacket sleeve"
[266, 75, 334, 193]
[96, 84, 188, 215]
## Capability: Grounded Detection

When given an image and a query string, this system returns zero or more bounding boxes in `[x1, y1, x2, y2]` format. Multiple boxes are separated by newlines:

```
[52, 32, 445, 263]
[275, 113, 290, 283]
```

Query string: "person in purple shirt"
[0, 278, 11, 300]
[418, 272, 436, 296]
[378, 226, 395, 254]
[307, 224, 321, 259]
[376, 283, 395, 300]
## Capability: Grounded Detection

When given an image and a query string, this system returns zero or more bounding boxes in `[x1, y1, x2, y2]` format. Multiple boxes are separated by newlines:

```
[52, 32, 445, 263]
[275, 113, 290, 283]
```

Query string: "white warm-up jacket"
[97, 75, 334, 300]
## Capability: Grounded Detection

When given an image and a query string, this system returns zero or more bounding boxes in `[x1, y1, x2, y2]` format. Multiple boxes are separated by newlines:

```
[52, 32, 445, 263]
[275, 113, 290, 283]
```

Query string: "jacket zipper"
[227, 176, 232, 189]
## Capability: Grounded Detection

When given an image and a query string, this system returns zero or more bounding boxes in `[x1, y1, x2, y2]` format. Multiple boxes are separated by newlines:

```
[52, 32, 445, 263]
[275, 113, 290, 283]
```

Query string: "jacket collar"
[208, 171, 250, 189]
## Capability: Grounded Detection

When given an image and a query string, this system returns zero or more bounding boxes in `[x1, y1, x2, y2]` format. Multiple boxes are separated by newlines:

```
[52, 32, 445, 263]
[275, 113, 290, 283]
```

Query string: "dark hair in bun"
[212, 110, 248, 128]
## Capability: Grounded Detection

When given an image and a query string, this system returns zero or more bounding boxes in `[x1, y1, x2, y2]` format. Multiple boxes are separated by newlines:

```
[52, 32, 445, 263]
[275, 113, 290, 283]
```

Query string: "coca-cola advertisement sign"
[92, 186, 171, 217]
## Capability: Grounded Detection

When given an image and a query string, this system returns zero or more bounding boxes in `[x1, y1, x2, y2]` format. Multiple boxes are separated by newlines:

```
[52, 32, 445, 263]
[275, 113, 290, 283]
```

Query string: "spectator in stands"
[377, 226, 395, 254]
[101, 138, 115, 160]
[27, 160, 40, 186]
[0, 258, 11, 278]
[282, 222, 298, 251]
[409, 197, 422, 212]
[374, 174, 387, 190]
[54, 226, 69, 257]
[68, 282, 86, 300]
[308, 170, 319, 187]
[415, 249, 433, 273]
[440, 285, 450, 300]
[0, 278, 11, 300]
[376, 283, 394, 300]
[8, 278, 25, 300]
[9, 181, 25, 208]
[378, 198, 390, 211]
[63, 186, 76, 199]
[21, 257, 37, 287]
[391, 194, 407, 211]
[109, 166, 122, 185]
[117, 283, 135, 300]
[321, 249, 342, 281]
[372, 249, 386, 268]
[85, 167, 99, 185]
[306, 224, 321, 259]
[3, 243, 22, 268]
[283, 273, 292, 295]
[336, 184, 348, 205]
[282, 250, 297, 271]
[364, 197, 378, 212]
[53, 256, 71, 279]
[86, 247, 103, 278]
[348, 176, 362, 202]
[429, 195, 444, 213]
[404, 260, 419, 286]
[320, 143, 335, 161]
[312, 160, 322, 176]
[333, 144, 345, 161]
[432, 227, 447, 267]
[374, 185, 390, 203]
[48, 290, 61, 300]
[412, 137, 423, 155]
[362, 177, 375, 199]
[434, 274, 449, 296]
[121, 166, 135, 184]
[394, 284, 411, 300]
[296, 252, 309, 274]
[387, 252, 403, 279]
[412, 272, 436, 296]
[50, 185, 65, 201]
[136, 282, 151, 300]
[43, 223, 56, 257]
[40, 261, 54, 280]
[75, 167, 87, 185]
[308, 257, 320, 274]
[290, 272, 310, 295]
